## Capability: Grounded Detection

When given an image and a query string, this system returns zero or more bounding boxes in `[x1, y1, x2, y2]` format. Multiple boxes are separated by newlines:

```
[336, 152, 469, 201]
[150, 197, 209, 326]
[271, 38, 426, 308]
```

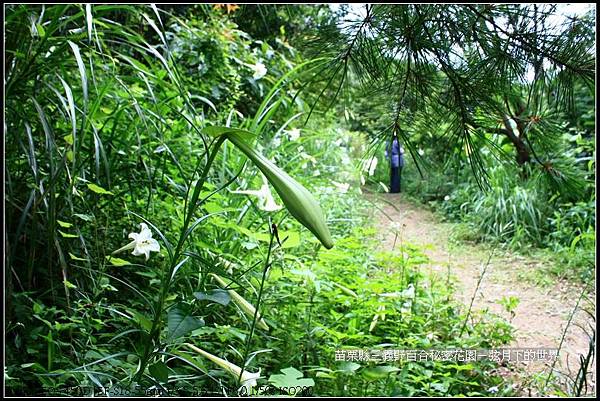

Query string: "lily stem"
[236, 224, 275, 390]
[134, 136, 226, 383]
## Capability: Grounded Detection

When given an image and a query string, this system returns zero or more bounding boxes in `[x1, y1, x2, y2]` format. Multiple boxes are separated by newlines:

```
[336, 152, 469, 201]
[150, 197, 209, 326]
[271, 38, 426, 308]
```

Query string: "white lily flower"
[248, 61, 267, 80]
[185, 343, 261, 393]
[112, 223, 160, 261]
[231, 174, 282, 212]
[286, 128, 301, 141]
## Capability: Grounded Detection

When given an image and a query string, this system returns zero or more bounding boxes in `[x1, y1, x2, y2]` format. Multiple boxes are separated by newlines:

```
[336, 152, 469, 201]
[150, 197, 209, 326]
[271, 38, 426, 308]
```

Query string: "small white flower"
[444, 195, 451, 201]
[249, 61, 267, 80]
[112, 223, 160, 261]
[418, 148, 425, 156]
[286, 128, 301, 141]
[313, 169, 321, 177]
[488, 386, 499, 394]
[231, 174, 282, 212]
[332, 181, 350, 193]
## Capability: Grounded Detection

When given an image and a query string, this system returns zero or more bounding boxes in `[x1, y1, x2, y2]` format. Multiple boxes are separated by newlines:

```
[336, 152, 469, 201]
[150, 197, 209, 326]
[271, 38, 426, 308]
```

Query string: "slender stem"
[459, 249, 494, 337]
[236, 225, 275, 390]
[134, 136, 226, 383]
[543, 284, 589, 391]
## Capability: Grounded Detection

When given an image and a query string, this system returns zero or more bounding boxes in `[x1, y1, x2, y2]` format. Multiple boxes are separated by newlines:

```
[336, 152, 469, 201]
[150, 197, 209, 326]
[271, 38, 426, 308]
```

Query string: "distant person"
[386, 133, 405, 193]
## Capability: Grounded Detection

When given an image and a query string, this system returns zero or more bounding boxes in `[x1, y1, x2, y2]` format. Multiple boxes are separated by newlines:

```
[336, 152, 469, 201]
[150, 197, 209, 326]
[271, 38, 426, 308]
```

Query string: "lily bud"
[184, 343, 261, 393]
[210, 273, 270, 331]
[225, 132, 334, 249]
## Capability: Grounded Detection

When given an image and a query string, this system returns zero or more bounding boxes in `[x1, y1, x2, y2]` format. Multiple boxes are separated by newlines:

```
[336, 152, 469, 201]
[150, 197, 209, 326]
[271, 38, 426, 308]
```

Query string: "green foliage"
[308, 4, 595, 189]
[3, 3, 592, 397]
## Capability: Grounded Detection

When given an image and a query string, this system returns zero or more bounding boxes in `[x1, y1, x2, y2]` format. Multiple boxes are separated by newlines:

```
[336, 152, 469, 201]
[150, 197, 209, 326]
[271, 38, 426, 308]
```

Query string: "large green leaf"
[268, 367, 315, 389]
[167, 304, 204, 340]
[87, 183, 114, 195]
[202, 126, 256, 140]
[361, 365, 400, 381]
[193, 289, 231, 306]
[149, 361, 169, 383]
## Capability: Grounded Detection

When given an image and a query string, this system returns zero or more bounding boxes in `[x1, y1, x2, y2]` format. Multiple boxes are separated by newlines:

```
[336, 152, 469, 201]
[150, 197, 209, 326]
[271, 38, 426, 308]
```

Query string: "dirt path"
[370, 193, 595, 397]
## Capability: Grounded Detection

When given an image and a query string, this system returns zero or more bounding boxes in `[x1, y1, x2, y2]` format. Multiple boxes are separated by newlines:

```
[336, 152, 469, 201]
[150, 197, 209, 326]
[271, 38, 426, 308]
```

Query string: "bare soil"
[370, 193, 596, 397]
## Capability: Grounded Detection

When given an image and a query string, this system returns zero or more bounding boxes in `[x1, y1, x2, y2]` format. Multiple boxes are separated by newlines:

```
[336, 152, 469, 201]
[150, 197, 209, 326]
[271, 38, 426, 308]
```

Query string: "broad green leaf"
[168, 304, 204, 340]
[87, 183, 114, 195]
[268, 367, 315, 389]
[36, 23, 45, 37]
[203, 202, 225, 214]
[69, 252, 87, 261]
[361, 365, 400, 381]
[130, 310, 152, 331]
[194, 290, 231, 306]
[58, 230, 78, 238]
[105, 256, 130, 266]
[63, 279, 77, 289]
[337, 361, 361, 373]
[201, 126, 256, 139]
[20, 362, 47, 372]
[149, 361, 169, 383]
[74, 213, 94, 222]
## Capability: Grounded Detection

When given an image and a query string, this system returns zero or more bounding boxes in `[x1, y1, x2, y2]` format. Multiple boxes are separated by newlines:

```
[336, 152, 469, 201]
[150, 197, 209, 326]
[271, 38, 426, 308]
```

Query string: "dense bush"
[5, 4, 517, 397]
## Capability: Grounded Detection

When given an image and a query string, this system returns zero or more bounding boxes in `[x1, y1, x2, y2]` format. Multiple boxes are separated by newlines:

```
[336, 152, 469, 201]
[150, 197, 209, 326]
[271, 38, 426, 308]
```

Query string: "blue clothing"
[386, 136, 405, 192]
[387, 137, 405, 168]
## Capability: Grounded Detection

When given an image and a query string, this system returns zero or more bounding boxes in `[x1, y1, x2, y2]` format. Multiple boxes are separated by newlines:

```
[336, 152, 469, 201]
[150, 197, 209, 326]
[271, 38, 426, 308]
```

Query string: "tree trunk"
[502, 115, 530, 166]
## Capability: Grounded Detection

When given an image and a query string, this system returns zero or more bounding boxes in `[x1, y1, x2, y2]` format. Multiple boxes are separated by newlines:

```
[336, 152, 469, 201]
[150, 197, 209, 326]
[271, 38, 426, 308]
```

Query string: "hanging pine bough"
[203, 126, 334, 249]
